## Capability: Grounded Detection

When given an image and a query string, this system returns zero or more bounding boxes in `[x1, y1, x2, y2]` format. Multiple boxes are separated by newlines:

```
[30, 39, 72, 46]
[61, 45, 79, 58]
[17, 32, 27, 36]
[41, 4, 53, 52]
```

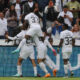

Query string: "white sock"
[64, 64, 68, 75]
[39, 62, 48, 74]
[33, 67, 37, 76]
[17, 39, 26, 50]
[17, 65, 22, 75]
[44, 59, 54, 70]
[68, 61, 72, 72]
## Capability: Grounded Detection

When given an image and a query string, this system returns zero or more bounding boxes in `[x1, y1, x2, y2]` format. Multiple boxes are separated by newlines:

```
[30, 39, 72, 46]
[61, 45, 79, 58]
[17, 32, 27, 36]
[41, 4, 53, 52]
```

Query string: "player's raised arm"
[44, 38, 57, 56]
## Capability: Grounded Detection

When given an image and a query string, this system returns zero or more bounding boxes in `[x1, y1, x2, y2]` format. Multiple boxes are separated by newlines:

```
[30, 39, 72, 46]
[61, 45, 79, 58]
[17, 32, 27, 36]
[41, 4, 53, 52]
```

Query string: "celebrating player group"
[5, 5, 75, 78]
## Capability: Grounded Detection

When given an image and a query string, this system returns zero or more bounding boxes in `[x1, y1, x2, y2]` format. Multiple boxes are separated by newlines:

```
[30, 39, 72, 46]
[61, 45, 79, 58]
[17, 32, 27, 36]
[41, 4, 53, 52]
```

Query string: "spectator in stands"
[14, 0, 22, 23]
[55, 0, 71, 12]
[0, 12, 8, 39]
[71, 24, 80, 46]
[66, 0, 80, 25]
[44, 0, 58, 30]
[5, 4, 17, 37]
[47, 20, 63, 43]
[21, 0, 28, 5]
[52, 21, 63, 38]
[76, 18, 80, 26]
[9, 0, 16, 4]
[58, 5, 73, 30]
[23, 0, 35, 15]
[76, 1, 80, 26]
[0, 0, 5, 12]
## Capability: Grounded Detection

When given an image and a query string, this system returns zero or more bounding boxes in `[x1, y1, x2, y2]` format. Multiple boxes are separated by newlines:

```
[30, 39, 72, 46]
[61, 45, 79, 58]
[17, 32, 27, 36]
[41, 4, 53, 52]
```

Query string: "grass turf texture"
[0, 77, 80, 80]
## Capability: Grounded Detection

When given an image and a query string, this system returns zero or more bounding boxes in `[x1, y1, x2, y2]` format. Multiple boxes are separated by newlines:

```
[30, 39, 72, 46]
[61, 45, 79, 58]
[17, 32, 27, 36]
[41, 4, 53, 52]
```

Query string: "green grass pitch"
[0, 77, 80, 80]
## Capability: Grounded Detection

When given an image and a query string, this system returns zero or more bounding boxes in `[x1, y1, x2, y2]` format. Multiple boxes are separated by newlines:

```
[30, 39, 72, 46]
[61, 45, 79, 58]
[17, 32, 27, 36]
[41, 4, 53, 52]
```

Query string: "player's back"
[25, 12, 40, 27]
[60, 30, 73, 53]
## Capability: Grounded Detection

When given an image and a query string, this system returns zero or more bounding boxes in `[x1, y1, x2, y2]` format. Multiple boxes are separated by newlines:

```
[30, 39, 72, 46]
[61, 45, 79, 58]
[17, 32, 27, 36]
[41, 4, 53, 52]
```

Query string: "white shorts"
[26, 24, 43, 37]
[62, 52, 72, 59]
[29, 50, 35, 59]
[37, 43, 47, 59]
[19, 44, 34, 59]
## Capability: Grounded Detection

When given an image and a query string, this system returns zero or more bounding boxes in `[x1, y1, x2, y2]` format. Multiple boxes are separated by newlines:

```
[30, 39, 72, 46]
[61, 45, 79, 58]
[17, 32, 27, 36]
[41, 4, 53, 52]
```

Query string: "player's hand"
[57, 48, 60, 53]
[5, 34, 8, 39]
[5, 39, 8, 42]
[52, 49, 57, 56]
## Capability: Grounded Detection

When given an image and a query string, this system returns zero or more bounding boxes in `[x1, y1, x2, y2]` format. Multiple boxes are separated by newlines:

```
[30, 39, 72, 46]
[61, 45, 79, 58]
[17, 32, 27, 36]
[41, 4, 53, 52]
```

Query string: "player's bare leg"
[13, 57, 23, 77]
[30, 59, 38, 77]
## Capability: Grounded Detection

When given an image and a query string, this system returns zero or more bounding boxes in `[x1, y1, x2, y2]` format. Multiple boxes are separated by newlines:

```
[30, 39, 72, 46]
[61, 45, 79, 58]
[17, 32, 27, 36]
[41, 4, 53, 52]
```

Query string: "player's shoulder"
[60, 30, 65, 35]
[67, 30, 73, 34]
[25, 13, 33, 18]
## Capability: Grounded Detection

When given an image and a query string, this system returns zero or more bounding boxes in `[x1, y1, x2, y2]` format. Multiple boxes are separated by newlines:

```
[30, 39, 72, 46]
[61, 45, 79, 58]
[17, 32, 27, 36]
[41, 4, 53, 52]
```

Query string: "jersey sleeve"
[8, 36, 17, 40]
[44, 39, 53, 50]
[16, 31, 23, 39]
[24, 15, 29, 20]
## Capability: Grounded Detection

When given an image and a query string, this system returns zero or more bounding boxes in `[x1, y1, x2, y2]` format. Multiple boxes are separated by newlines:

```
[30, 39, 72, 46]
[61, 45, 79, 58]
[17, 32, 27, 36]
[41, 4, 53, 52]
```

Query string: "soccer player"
[44, 37, 57, 77]
[57, 24, 75, 77]
[5, 21, 37, 77]
[24, 6, 44, 43]
[33, 35, 57, 77]
[33, 36, 51, 77]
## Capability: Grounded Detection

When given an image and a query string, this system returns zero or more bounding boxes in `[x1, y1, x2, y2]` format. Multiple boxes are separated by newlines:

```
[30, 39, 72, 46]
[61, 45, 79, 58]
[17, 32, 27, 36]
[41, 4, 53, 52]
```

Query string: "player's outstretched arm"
[45, 39, 57, 56]
[11, 38, 26, 54]
[5, 34, 17, 41]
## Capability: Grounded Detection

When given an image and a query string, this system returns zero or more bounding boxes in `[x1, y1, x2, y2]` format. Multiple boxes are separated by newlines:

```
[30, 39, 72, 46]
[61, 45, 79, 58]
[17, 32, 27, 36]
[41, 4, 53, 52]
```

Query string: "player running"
[57, 24, 75, 78]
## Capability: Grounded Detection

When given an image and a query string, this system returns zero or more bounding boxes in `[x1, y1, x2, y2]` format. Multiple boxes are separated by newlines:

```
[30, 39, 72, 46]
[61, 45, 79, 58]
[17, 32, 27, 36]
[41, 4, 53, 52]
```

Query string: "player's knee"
[18, 58, 23, 64]
[37, 59, 43, 64]
[31, 59, 36, 66]
[63, 59, 68, 64]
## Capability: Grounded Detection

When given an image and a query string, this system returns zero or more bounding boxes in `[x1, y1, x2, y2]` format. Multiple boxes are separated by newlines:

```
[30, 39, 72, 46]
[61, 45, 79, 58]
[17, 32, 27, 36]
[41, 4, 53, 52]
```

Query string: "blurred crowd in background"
[0, 0, 80, 45]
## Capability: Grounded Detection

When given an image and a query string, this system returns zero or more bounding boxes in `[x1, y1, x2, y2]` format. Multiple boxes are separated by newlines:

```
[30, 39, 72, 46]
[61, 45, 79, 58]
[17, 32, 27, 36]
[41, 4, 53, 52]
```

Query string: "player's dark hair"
[48, 37, 53, 42]
[63, 23, 69, 29]
[57, 16, 64, 24]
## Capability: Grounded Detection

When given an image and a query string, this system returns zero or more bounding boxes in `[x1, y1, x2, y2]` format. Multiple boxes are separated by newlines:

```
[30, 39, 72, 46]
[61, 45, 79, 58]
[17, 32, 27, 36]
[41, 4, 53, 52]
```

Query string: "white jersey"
[44, 38, 53, 51]
[25, 13, 40, 27]
[60, 30, 74, 53]
[16, 30, 27, 40]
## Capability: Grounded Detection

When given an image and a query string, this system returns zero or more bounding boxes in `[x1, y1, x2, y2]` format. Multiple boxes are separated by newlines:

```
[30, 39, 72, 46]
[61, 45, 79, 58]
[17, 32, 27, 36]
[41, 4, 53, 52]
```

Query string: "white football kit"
[34, 36, 56, 70]
[19, 38, 35, 59]
[33, 36, 47, 59]
[25, 13, 43, 37]
[8, 30, 35, 59]
[60, 30, 74, 59]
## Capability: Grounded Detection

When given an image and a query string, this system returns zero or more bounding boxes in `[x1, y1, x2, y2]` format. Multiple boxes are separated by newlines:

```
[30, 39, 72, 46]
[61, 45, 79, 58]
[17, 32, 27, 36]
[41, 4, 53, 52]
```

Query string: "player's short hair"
[57, 16, 64, 24]
[63, 23, 69, 29]
[48, 37, 53, 42]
